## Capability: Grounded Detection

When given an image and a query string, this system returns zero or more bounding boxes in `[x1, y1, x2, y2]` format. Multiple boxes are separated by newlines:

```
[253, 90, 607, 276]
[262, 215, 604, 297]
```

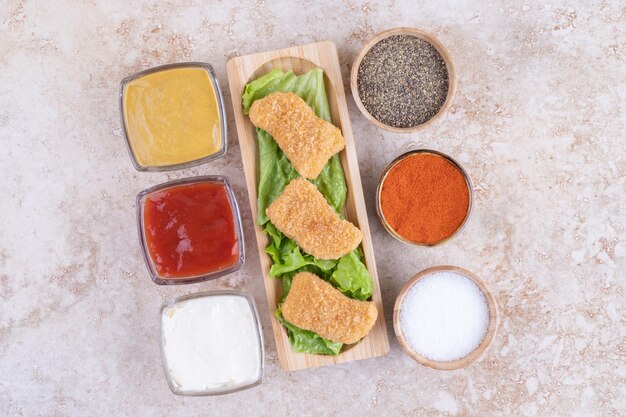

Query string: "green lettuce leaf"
[266, 222, 372, 300]
[256, 129, 299, 225]
[257, 130, 345, 223]
[243, 68, 331, 120]
[242, 69, 288, 114]
[330, 249, 373, 301]
[275, 308, 342, 356]
[310, 156, 346, 216]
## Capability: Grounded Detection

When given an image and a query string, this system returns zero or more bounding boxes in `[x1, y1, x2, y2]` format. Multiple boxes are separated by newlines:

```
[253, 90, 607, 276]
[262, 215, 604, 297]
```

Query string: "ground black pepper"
[356, 35, 449, 128]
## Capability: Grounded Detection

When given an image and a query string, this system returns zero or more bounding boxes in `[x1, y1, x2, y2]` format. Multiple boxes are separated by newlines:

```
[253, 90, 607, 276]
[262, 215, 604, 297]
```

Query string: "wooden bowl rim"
[350, 27, 457, 133]
[393, 265, 499, 370]
[375, 149, 473, 247]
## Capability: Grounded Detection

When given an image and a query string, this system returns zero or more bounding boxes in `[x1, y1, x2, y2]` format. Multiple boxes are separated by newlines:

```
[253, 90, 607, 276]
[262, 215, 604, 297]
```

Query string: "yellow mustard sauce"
[123, 67, 221, 167]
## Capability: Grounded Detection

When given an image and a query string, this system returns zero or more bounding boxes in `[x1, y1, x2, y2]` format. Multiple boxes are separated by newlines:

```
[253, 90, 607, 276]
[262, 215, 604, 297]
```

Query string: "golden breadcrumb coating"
[282, 272, 378, 344]
[266, 178, 362, 260]
[249, 91, 345, 179]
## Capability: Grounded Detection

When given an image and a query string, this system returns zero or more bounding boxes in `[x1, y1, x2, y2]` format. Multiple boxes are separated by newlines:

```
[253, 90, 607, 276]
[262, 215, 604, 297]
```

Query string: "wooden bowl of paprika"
[376, 149, 473, 246]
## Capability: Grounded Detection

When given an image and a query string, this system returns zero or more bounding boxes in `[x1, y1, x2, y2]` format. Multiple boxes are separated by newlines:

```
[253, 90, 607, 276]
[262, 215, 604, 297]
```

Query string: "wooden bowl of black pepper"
[350, 27, 456, 133]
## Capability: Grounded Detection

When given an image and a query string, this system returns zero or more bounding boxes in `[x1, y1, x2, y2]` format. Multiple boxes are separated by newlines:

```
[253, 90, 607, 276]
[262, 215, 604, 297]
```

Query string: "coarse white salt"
[399, 271, 489, 362]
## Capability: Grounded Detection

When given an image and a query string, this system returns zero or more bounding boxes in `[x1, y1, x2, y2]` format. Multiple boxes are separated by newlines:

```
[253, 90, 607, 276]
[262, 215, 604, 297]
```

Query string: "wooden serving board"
[227, 41, 389, 371]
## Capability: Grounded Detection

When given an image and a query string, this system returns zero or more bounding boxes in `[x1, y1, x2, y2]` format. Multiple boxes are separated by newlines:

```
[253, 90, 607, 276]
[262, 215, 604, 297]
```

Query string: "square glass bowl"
[159, 290, 264, 396]
[119, 62, 227, 172]
[136, 175, 245, 285]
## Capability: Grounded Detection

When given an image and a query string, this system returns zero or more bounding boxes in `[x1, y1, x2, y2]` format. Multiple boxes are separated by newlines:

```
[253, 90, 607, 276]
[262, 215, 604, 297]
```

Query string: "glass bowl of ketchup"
[136, 176, 245, 285]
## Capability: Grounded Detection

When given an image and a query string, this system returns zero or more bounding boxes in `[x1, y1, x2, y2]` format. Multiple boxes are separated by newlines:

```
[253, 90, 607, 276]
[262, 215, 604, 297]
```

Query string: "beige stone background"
[1, 1, 624, 416]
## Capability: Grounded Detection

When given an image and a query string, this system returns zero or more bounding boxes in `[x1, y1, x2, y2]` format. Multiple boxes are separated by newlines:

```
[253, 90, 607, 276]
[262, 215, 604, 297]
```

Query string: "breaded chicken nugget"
[266, 178, 362, 259]
[249, 92, 345, 179]
[282, 272, 378, 344]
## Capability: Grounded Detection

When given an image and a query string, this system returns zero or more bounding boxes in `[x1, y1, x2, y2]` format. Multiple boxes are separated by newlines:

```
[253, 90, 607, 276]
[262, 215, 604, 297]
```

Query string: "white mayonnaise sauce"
[161, 295, 261, 392]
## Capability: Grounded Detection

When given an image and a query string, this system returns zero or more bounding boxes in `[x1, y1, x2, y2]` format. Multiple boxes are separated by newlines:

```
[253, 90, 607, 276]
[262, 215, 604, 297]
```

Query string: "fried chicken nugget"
[282, 272, 378, 344]
[266, 178, 362, 260]
[249, 91, 345, 179]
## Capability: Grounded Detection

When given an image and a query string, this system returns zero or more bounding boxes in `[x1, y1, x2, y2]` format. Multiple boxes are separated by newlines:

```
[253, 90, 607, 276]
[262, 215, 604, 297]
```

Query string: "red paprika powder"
[379, 152, 470, 244]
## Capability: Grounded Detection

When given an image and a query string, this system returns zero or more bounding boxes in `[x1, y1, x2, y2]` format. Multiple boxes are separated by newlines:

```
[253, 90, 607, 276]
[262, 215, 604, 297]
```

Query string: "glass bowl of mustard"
[136, 175, 245, 285]
[120, 62, 227, 171]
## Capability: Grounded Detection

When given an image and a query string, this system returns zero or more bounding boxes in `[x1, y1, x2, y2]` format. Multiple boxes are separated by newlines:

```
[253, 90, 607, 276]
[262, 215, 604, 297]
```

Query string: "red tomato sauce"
[143, 182, 239, 278]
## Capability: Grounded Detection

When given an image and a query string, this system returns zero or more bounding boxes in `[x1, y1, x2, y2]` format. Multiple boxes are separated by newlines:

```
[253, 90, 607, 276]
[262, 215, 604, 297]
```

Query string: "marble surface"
[1, 1, 624, 416]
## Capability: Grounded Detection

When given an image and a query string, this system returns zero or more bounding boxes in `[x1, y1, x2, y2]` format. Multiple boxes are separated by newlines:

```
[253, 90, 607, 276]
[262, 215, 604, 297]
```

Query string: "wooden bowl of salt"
[393, 266, 499, 370]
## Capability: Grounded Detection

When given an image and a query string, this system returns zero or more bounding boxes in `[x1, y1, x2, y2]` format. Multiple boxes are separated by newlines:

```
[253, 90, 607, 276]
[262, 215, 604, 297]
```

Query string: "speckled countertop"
[1, 1, 624, 416]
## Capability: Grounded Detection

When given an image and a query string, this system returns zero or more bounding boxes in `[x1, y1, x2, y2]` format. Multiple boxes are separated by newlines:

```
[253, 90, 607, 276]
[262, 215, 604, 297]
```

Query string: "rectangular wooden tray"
[227, 41, 389, 371]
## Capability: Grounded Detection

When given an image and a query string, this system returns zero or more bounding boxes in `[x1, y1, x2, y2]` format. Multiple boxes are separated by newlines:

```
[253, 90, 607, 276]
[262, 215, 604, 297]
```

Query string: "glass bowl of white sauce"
[159, 290, 264, 395]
